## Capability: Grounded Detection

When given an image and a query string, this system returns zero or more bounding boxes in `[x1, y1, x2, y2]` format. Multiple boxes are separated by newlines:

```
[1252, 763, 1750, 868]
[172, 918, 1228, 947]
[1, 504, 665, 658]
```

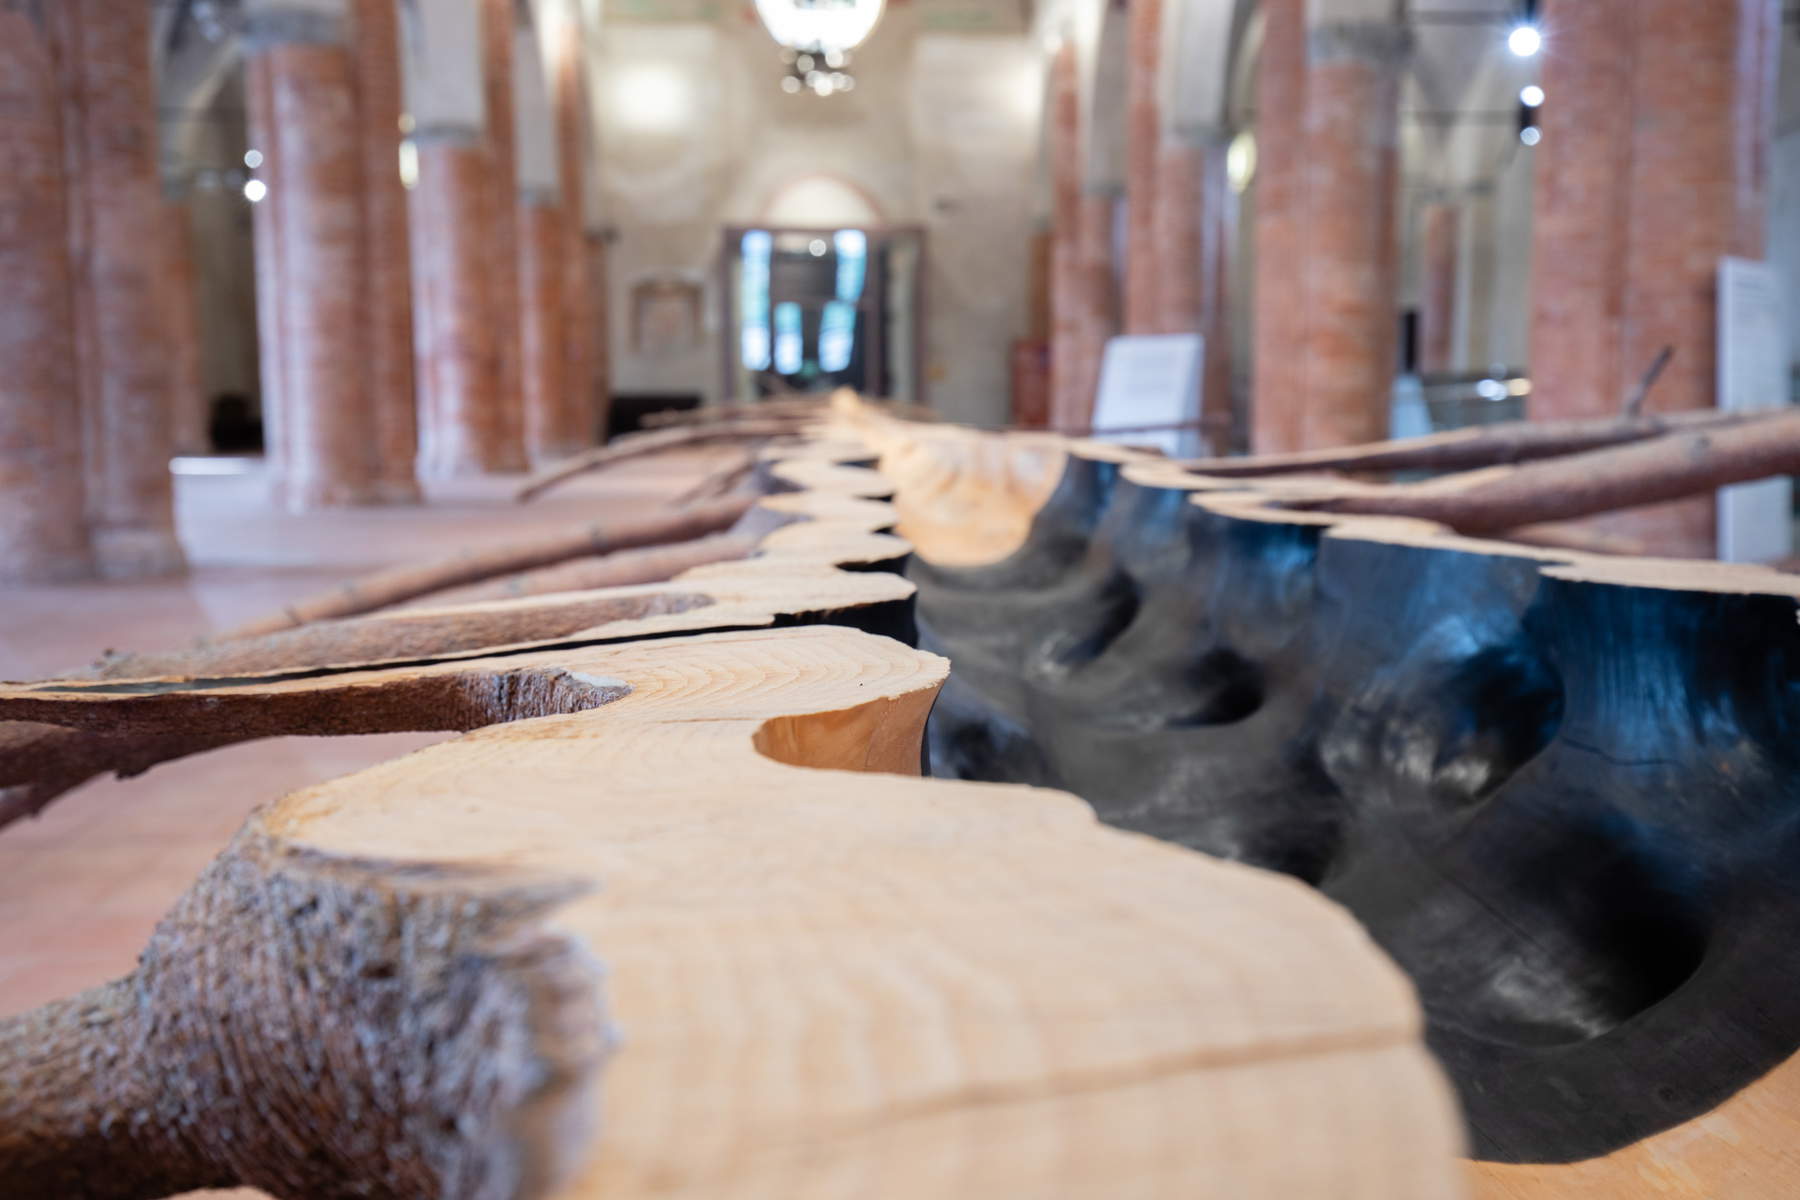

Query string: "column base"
[91, 527, 187, 581]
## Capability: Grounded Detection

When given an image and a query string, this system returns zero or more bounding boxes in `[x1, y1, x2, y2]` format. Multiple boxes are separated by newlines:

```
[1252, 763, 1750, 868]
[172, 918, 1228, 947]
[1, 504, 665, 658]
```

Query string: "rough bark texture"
[0, 829, 606, 1200]
[0, 5, 94, 582]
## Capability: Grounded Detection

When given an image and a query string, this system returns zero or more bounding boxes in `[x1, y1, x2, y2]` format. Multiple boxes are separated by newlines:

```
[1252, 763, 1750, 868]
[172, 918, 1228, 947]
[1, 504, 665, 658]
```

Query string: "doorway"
[720, 225, 926, 406]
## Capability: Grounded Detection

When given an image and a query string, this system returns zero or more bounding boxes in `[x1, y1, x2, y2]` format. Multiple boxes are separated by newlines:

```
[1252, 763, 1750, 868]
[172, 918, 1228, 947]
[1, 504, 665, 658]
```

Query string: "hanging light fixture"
[755, 0, 884, 96]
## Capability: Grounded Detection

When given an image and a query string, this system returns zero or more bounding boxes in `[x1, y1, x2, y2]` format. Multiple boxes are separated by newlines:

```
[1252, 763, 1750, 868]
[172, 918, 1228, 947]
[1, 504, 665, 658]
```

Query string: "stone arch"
[759, 173, 887, 227]
[1159, 0, 1241, 141]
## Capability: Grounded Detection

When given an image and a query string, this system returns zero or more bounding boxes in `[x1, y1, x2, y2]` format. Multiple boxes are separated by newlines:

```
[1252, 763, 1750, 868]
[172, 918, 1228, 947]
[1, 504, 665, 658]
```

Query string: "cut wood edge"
[0, 625, 1466, 1200]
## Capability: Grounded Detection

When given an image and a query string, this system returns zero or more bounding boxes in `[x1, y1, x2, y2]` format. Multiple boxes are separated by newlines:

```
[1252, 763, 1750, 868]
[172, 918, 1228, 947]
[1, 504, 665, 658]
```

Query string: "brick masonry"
[0, 6, 94, 583]
[1531, 0, 1779, 556]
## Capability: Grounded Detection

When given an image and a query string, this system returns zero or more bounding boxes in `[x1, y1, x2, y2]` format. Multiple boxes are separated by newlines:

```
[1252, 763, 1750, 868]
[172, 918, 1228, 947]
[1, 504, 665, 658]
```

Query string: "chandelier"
[754, 0, 884, 96]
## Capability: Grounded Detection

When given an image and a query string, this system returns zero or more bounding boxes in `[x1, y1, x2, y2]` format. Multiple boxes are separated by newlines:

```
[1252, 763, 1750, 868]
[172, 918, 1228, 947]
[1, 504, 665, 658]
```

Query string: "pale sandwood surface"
[1, 627, 1465, 1198]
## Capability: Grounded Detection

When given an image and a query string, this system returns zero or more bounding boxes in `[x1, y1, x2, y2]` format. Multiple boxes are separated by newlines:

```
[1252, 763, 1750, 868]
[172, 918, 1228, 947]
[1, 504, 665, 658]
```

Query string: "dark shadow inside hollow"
[909, 451, 1800, 1165]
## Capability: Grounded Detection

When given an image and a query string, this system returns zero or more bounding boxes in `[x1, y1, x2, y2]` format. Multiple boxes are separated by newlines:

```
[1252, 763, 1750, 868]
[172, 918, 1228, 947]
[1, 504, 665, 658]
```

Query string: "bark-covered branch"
[222, 495, 755, 638]
[1297, 412, 1800, 534]
[1186, 408, 1781, 477]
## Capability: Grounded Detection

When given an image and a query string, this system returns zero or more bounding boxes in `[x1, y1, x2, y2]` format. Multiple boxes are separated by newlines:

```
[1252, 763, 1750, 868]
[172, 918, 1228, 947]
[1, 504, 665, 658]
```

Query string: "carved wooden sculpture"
[853, 409, 1800, 1198]
[0, 437, 1464, 1198]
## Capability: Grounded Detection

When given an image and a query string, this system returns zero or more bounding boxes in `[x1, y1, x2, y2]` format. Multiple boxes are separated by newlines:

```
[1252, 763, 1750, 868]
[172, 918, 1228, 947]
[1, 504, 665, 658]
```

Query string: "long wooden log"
[403, 530, 758, 607]
[1297, 411, 1800, 534]
[516, 421, 806, 503]
[0, 625, 1461, 1199]
[221, 494, 756, 638]
[1181, 407, 1780, 477]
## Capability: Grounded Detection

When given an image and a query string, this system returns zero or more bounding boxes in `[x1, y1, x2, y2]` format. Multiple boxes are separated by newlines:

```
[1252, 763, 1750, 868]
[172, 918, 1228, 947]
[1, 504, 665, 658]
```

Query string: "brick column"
[481, 0, 526, 468]
[1530, 0, 1779, 556]
[0, 5, 92, 582]
[553, 37, 597, 448]
[57, 0, 186, 576]
[1153, 131, 1233, 448]
[1417, 200, 1459, 374]
[412, 132, 508, 476]
[588, 230, 613, 441]
[1047, 41, 1092, 430]
[1250, 0, 1306, 452]
[246, 12, 380, 510]
[514, 23, 574, 464]
[1122, 0, 1163, 334]
[351, 0, 422, 501]
[1297, 19, 1405, 449]
[519, 194, 569, 463]
[161, 191, 209, 457]
[1069, 189, 1122, 430]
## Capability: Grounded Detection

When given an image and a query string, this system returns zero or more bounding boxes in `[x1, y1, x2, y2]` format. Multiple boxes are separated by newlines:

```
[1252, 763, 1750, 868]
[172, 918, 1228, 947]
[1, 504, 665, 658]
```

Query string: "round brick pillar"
[1250, 0, 1307, 454]
[1122, 0, 1163, 335]
[481, 0, 527, 470]
[553, 40, 598, 449]
[0, 6, 93, 582]
[1051, 44, 1087, 433]
[351, 0, 422, 502]
[1530, 0, 1779, 557]
[520, 193, 572, 465]
[588, 230, 614, 443]
[59, 0, 186, 577]
[1298, 22, 1405, 450]
[1067, 189, 1122, 431]
[1153, 133, 1234, 449]
[1417, 200, 1459, 374]
[249, 34, 381, 509]
[412, 133, 509, 477]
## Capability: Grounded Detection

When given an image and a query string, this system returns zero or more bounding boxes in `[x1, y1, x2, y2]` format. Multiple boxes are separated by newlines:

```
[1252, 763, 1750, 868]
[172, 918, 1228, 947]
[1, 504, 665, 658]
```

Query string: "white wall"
[593, 7, 1042, 423]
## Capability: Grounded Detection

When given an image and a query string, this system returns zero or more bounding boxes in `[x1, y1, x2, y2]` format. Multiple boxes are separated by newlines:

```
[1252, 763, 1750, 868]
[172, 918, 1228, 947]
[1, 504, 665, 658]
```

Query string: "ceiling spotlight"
[242, 178, 268, 203]
[808, 238, 828, 256]
[1519, 84, 1544, 107]
[1507, 24, 1541, 57]
[1519, 125, 1542, 146]
[780, 75, 802, 93]
[243, 148, 263, 169]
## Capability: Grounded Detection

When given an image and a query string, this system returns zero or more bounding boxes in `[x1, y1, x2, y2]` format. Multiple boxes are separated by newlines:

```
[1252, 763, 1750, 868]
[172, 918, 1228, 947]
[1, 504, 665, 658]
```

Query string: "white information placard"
[1717, 257, 1792, 562]
[1090, 334, 1206, 457]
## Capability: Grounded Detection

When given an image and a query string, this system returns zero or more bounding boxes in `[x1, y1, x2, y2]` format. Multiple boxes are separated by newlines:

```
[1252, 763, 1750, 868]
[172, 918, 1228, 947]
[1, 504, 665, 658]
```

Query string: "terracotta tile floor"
[0, 452, 723, 1199]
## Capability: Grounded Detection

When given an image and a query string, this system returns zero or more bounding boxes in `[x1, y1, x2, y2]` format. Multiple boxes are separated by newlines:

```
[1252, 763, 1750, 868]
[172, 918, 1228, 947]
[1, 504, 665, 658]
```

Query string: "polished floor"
[0, 452, 718, 1199]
